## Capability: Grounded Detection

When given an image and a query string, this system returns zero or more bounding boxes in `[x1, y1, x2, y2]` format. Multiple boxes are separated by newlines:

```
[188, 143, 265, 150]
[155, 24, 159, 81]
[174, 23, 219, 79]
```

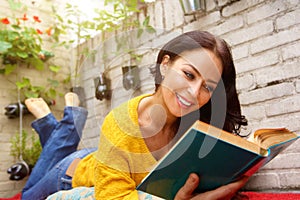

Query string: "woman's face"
[160, 48, 223, 117]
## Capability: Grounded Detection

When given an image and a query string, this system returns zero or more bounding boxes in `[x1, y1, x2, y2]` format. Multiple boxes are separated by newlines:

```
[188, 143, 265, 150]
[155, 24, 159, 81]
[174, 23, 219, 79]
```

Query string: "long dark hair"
[153, 31, 247, 134]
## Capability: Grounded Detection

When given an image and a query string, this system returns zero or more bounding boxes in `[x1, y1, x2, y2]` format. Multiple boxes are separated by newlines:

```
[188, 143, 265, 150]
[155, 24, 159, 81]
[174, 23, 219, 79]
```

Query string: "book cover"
[136, 121, 298, 200]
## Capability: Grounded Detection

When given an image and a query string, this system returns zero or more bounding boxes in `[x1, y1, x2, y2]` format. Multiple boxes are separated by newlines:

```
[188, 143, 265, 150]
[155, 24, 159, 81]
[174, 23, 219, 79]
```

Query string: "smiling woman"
[152, 31, 247, 134]
[94, 30, 248, 199]
[159, 48, 223, 118]
[5, 30, 248, 200]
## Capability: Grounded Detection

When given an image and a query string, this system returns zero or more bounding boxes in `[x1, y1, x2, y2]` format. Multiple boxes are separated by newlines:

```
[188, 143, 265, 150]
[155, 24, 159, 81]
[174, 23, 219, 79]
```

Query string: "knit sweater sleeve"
[94, 95, 156, 200]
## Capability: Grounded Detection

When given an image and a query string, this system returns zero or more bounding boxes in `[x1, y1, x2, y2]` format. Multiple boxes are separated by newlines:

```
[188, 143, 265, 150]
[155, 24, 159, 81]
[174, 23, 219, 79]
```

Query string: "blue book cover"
[136, 121, 299, 200]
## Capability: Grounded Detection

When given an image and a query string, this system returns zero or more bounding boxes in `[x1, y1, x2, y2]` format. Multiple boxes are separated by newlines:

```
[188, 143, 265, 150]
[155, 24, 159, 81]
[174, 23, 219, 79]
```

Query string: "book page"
[247, 128, 298, 149]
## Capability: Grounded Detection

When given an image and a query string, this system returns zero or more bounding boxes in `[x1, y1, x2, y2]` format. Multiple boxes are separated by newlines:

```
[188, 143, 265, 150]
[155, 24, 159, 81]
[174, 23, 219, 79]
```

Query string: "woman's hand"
[174, 173, 249, 200]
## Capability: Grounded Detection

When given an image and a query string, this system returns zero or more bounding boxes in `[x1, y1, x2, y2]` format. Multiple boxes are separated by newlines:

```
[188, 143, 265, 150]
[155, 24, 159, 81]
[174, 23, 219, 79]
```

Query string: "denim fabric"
[31, 112, 58, 147]
[21, 106, 96, 200]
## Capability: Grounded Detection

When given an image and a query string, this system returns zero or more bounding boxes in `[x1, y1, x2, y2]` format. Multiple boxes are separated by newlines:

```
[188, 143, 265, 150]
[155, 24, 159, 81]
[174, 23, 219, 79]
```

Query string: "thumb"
[174, 173, 199, 200]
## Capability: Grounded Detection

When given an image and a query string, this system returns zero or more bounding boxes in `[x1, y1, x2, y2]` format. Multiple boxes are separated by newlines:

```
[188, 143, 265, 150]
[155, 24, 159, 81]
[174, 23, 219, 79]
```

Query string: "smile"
[176, 93, 192, 107]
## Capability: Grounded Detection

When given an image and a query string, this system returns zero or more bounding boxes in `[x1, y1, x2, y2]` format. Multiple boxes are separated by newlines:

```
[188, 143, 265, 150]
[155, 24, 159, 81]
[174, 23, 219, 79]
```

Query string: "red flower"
[1, 18, 10, 24]
[36, 29, 43, 34]
[33, 16, 41, 23]
[45, 27, 52, 36]
[21, 14, 28, 21]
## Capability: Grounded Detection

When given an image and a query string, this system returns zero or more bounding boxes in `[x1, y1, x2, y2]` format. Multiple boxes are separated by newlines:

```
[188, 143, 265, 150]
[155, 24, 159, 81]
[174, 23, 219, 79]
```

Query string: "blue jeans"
[21, 106, 96, 200]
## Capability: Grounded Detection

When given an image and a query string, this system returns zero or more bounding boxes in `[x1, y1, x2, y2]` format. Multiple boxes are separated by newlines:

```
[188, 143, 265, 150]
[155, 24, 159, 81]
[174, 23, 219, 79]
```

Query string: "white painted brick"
[247, 0, 287, 24]
[245, 172, 280, 190]
[254, 61, 300, 86]
[171, 0, 185, 28]
[235, 50, 279, 74]
[205, 0, 217, 11]
[82, 67, 101, 82]
[0, 78, 16, 90]
[232, 43, 249, 60]
[152, 31, 182, 49]
[222, 0, 249, 17]
[265, 95, 300, 117]
[224, 20, 273, 46]
[282, 42, 300, 60]
[154, 1, 164, 30]
[183, 11, 221, 32]
[288, 0, 300, 6]
[218, 0, 230, 7]
[256, 112, 300, 133]
[276, 9, 300, 30]
[0, 152, 14, 162]
[284, 139, 300, 153]
[208, 15, 244, 36]
[164, 0, 184, 30]
[1, 143, 11, 153]
[0, 181, 17, 191]
[241, 104, 266, 121]
[250, 26, 300, 54]
[279, 170, 300, 188]
[236, 73, 255, 91]
[264, 151, 300, 169]
[296, 80, 300, 93]
[239, 83, 294, 105]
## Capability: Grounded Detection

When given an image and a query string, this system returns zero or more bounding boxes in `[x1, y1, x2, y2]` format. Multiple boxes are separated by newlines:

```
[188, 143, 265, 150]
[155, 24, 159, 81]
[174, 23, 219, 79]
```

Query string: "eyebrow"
[183, 63, 219, 85]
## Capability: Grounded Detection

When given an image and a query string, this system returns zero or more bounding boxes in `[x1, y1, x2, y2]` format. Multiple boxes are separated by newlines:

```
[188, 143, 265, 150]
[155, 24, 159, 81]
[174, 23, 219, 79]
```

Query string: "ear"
[160, 55, 170, 77]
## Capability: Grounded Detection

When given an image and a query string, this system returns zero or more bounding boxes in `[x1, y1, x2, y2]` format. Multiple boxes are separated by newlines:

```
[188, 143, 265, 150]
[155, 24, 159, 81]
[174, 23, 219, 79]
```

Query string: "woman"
[93, 30, 248, 199]
[17, 30, 248, 200]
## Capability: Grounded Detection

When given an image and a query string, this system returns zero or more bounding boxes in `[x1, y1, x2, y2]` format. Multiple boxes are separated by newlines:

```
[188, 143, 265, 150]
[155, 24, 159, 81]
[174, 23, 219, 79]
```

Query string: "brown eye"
[203, 83, 214, 92]
[184, 71, 195, 80]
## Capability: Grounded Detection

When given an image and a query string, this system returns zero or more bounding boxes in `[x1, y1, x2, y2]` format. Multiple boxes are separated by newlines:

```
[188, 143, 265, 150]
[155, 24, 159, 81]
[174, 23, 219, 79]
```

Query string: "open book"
[136, 120, 299, 200]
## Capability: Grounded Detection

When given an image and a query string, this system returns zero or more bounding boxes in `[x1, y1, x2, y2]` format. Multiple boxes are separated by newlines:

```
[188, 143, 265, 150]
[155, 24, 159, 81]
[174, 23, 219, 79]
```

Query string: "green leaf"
[29, 58, 44, 70]
[49, 65, 61, 73]
[16, 78, 31, 89]
[11, 25, 21, 30]
[137, 28, 143, 38]
[16, 51, 28, 59]
[48, 78, 59, 87]
[8, 0, 23, 10]
[143, 16, 150, 26]
[24, 90, 39, 98]
[0, 41, 12, 53]
[47, 88, 57, 99]
[63, 75, 71, 84]
[4, 64, 17, 75]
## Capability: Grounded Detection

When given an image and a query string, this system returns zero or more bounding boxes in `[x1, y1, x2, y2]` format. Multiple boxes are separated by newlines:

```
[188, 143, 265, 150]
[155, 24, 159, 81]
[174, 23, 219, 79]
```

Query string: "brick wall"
[81, 0, 300, 192]
[0, 0, 299, 197]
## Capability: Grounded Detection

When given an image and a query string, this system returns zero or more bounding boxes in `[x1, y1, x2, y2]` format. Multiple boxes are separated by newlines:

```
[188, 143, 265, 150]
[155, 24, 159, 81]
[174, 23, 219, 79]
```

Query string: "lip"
[175, 93, 194, 108]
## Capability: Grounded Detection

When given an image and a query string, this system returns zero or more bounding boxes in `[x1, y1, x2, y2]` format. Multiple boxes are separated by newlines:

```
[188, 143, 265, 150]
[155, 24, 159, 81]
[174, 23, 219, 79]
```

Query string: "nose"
[188, 79, 204, 97]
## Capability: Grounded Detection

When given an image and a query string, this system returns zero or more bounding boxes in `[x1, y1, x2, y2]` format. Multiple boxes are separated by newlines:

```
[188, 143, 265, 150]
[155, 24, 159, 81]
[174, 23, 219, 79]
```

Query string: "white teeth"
[177, 94, 192, 107]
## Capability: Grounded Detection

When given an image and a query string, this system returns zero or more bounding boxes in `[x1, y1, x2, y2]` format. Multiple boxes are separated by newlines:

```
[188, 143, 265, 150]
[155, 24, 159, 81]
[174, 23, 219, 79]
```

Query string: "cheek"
[163, 69, 189, 90]
[196, 93, 211, 108]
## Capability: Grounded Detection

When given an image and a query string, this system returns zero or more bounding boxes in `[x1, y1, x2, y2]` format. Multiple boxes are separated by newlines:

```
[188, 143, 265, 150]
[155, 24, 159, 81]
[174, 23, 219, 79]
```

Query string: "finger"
[207, 176, 250, 200]
[174, 173, 200, 200]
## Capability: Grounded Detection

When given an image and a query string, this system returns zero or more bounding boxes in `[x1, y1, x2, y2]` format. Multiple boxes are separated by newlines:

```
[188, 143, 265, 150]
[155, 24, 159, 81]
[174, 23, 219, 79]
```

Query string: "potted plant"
[0, 2, 64, 103]
[8, 129, 42, 180]
[0, 13, 54, 73]
[92, 0, 155, 93]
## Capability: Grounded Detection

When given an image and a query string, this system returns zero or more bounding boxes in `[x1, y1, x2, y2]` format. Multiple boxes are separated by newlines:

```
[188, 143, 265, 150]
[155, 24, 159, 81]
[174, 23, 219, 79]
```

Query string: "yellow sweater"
[73, 94, 157, 199]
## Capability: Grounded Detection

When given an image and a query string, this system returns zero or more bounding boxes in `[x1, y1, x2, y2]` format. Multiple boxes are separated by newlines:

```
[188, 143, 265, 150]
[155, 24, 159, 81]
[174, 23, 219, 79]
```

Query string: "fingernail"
[189, 175, 196, 183]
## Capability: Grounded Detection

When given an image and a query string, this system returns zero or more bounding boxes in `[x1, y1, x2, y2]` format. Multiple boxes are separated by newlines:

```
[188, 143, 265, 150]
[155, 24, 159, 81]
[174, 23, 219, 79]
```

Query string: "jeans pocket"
[60, 176, 73, 190]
